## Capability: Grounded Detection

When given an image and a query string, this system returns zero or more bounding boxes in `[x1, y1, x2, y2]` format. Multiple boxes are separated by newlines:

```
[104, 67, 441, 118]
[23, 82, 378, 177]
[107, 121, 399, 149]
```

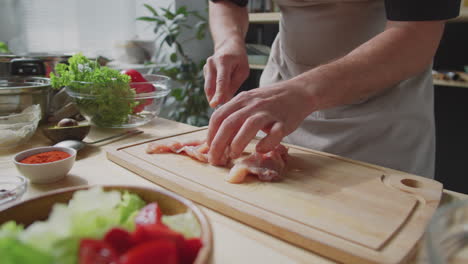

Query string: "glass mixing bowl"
[65, 74, 170, 128]
[0, 104, 41, 150]
[0, 175, 28, 210]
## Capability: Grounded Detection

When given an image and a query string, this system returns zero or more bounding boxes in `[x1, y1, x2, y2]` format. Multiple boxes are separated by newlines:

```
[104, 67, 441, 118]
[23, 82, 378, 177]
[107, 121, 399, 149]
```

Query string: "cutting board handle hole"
[401, 178, 423, 188]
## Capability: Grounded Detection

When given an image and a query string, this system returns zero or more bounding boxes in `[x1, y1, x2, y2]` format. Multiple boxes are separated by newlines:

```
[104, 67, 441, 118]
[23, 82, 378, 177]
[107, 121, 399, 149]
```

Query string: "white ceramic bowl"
[13, 146, 76, 184]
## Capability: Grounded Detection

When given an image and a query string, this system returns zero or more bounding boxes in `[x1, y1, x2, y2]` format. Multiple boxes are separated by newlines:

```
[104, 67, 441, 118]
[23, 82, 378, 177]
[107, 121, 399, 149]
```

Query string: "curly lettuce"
[50, 54, 138, 127]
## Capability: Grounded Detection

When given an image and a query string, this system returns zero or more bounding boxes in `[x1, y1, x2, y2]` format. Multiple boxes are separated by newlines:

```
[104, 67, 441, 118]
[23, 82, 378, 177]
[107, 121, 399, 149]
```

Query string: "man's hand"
[204, 38, 250, 108]
[207, 80, 316, 165]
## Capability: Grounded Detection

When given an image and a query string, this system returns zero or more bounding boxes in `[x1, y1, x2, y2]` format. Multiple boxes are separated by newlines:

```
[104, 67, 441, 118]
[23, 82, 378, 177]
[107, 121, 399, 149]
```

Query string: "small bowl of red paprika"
[13, 146, 77, 184]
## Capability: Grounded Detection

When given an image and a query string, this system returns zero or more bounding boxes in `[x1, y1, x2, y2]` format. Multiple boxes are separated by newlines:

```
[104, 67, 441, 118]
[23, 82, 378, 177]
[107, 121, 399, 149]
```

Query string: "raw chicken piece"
[226, 145, 289, 184]
[176, 142, 209, 163]
[146, 139, 289, 183]
[146, 140, 209, 162]
[146, 139, 204, 154]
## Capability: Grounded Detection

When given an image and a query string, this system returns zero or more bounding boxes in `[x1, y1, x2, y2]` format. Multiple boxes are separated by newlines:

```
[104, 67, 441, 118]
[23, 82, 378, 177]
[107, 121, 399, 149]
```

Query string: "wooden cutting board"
[107, 128, 443, 264]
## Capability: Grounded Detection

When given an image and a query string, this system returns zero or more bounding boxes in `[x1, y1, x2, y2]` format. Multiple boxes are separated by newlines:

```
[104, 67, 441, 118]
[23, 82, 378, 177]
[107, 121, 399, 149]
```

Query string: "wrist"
[285, 77, 319, 115]
[214, 35, 245, 53]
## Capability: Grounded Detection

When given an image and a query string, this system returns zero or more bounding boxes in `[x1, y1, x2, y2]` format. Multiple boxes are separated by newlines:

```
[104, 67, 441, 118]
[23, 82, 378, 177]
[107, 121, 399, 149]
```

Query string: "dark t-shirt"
[211, 0, 461, 21]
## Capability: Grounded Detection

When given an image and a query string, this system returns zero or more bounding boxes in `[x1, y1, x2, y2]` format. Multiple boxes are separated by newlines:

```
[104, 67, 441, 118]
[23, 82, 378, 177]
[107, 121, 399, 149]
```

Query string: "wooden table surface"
[0, 118, 466, 264]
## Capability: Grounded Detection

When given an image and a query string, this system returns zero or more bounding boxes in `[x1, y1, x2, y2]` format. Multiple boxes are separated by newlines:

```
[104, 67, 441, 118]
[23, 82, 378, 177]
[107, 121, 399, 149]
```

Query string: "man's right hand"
[203, 37, 250, 108]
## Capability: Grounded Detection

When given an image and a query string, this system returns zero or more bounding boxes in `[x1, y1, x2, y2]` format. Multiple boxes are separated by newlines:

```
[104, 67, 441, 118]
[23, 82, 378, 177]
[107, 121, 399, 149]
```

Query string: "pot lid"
[0, 76, 50, 90]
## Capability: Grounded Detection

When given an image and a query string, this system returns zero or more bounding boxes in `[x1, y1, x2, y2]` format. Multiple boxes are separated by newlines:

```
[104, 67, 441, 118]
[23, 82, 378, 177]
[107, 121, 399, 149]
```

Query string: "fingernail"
[209, 98, 217, 108]
[208, 152, 215, 164]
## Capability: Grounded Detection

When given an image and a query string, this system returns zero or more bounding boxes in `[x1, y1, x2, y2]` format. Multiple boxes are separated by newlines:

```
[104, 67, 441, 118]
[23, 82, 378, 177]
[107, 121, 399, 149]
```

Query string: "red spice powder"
[20, 151, 71, 164]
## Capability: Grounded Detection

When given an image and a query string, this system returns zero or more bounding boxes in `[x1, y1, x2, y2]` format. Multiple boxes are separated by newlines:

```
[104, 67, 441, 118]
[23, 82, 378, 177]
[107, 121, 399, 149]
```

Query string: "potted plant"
[137, 4, 210, 126]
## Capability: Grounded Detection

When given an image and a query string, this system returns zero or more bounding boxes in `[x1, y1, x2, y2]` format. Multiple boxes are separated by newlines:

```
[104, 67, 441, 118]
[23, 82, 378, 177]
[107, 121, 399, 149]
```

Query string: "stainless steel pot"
[0, 55, 18, 77]
[0, 53, 71, 77]
[0, 77, 51, 120]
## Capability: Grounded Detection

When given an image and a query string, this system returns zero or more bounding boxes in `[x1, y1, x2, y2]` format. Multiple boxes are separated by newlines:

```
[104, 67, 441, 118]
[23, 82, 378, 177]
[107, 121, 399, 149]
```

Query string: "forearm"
[209, 1, 249, 51]
[295, 21, 445, 111]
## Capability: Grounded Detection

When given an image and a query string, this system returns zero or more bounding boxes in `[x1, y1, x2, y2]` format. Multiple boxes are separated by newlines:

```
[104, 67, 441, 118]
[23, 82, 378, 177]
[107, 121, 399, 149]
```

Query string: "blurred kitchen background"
[0, 0, 212, 66]
[0, 0, 467, 193]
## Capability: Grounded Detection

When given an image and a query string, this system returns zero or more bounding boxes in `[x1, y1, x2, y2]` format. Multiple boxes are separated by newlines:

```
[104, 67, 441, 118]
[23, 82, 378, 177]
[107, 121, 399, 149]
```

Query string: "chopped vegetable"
[50, 54, 138, 127]
[0, 188, 145, 264]
[118, 191, 146, 228]
[119, 240, 179, 264]
[78, 239, 119, 264]
[121, 69, 147, 83]
[162, 211, 201, 238]
[134, 202, 163, 226]
[132, 224, 185, 246]
[121, 69, 156, 113]
[0, 188, 203, 264]
[182, 238, 203, 264]
[0, 237, 54, 264]
[102, 228, 134, 254]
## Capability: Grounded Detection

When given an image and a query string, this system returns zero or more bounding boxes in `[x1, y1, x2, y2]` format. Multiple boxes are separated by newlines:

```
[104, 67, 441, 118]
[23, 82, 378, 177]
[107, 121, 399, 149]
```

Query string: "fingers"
[203, 60, 216, 104]
[256, 122, 284, 153]
[206, 94, 246, 146]
[230, 114, 272, 159]
[208, 111, 245, 165]
[230, 65, 249, 99]
[210, 62, 232, 107]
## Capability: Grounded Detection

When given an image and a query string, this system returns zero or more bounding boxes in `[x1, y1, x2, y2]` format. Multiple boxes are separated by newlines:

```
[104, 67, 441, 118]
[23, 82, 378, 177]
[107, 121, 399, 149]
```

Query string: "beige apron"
[260, 0, 436, 178]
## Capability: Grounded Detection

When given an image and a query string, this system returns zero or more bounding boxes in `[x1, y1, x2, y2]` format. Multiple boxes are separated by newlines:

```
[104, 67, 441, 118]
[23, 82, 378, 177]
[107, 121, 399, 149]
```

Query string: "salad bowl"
[65, 74, 171, 128]
[0, 185, 212, 264]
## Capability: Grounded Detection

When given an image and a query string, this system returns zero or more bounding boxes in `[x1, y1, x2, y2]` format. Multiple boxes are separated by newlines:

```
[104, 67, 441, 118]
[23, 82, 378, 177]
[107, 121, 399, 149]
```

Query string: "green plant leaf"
[187, 115, 198, 126]
[189, 11, 207, 22]
[143, 4, 158, 16]
[164, 35, 175, 46]
[172, 13, 187, 23]
[142, 4, 210, 126]
[176, 6, 188, 15]
[0, 41, 10, 53]
[161, 7, 175, 19]
[171, 88, 183, 101]
[136, 16, 158, 22]
[195, 21, 207, 40]
[170, 53, 178, 63]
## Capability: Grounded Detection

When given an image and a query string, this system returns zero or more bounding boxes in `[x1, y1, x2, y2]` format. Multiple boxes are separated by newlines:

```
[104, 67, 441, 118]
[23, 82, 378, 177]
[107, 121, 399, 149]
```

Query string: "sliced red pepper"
[181, 238, 203, 264]
[121, 69, 156, 113]
[121, 69, 147, 83]
[134, 202, 163, 226]
[119, 240, 179, 264]
[78, 239, 119, 264]
[103, 228, 134, 255]
[132, 224, 183, 245]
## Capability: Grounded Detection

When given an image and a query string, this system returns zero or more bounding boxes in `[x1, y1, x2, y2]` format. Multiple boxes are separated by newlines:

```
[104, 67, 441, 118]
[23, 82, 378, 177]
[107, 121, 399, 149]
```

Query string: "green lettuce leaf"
[0, 237, 53, 264]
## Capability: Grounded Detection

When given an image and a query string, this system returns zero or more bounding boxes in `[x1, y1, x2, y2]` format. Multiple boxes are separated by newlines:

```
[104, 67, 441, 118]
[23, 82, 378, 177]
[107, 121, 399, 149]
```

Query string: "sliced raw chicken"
[226, 145, 289, 184]
[146, 139, 289, 183]
[146, 140, 209, 162]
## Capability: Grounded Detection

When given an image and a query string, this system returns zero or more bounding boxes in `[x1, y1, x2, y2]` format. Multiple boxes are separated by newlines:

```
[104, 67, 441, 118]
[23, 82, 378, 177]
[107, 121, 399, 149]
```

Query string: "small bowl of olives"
[42, 118, 91, 144]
